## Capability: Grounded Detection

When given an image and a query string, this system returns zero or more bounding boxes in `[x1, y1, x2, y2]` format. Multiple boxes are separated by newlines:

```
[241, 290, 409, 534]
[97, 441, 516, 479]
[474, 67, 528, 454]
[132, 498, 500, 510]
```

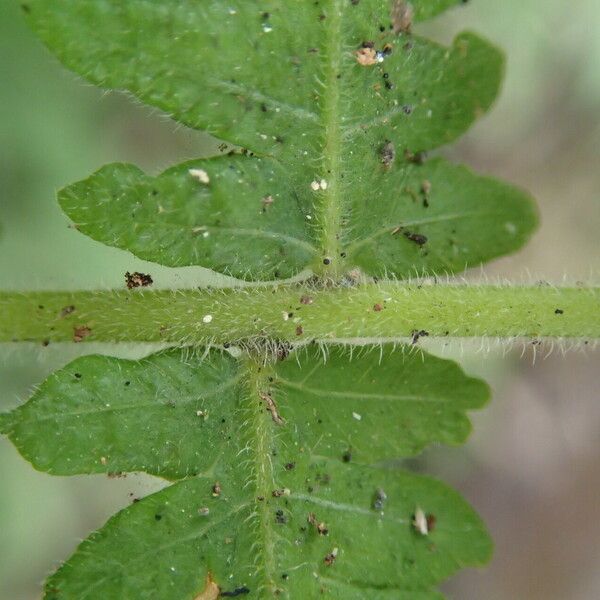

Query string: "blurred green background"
[1, 1, 598, 598]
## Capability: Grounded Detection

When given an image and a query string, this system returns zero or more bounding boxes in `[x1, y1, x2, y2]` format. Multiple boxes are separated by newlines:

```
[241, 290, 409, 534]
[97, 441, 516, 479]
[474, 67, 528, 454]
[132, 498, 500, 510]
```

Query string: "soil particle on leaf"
[324, 547, 338, 566]
[285, 462, 295, 470]
[220, 587, 250, 598]
[300, 295, 314, 305]
[272, 488, 291, 498]
[275, 509, 287, 524]
[380, 140, 396, 168]
[373, 303, 383, 312]
[411, 329, 429, 344]
[60, 305, 76, 318]
[125, 271, 153, 289]
[555, 308, 564, 314]
[372, 488, 387, 511]
[211, 482, 222, 497]
[342, 449, 352, 463]
[307, 512, 329, 535]
[261, 195, 274, 211]
[73, 325, 91, 342]
[399, 230, 427, 246]
[295, 325, 304, 336]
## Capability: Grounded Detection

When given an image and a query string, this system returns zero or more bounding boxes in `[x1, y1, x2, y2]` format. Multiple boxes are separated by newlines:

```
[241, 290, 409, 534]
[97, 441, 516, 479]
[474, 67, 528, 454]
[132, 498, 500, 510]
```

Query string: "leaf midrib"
[315, 0, 346, 274]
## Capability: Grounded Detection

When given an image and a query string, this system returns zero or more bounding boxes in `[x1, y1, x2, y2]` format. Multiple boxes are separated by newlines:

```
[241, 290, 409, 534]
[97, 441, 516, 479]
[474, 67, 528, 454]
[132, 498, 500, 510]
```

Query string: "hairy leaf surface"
[43, 468, 489, 600]
[25, 0, 537, 279]
[3, 347, 488, 478]
[4, 347, 491, 596]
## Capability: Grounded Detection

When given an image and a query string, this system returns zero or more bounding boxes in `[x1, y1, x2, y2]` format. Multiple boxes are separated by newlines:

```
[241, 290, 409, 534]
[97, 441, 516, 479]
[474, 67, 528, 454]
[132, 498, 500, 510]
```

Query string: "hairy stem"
[1, 284, 598, 345]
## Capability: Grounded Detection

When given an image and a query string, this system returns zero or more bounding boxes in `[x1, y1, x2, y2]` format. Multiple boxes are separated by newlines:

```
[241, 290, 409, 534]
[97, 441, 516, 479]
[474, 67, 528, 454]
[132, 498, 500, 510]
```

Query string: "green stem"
[1, 284, 598, 345]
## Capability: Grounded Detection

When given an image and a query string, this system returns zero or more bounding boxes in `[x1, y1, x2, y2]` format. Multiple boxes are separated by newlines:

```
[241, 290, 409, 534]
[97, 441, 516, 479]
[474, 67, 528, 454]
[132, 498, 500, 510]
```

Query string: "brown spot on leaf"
[193, 573, 220, 600]
[300, 295, 313, 305]
[73, 326, 91, 342]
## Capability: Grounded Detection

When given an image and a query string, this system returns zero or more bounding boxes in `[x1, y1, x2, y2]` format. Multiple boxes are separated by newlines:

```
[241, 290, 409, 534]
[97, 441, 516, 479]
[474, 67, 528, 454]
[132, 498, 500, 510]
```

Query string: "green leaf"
[3, 346, 488, 478]
[2, 349, 242, 479]
[25, 0, 537, 279]
[5, 347, 492, 596]
[43, 460, 490, 599]
[274, 345, 490, 459]
[59, 159, 317, 280]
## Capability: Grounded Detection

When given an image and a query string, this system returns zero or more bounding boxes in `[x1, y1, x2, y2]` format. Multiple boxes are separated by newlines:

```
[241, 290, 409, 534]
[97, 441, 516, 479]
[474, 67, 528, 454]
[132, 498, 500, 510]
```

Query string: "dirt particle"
[285, 462, 295, 470]
[60, 305, 76, 318]
[307, 512, 329, 535]
[404, 231, 428, 246]
[295, 325, 304, 336]
[373, 303, 383, 312]
[261, 195, 274, 211]
[380, 140, 396, 168]
[125, 271, 153, 289]
[555, 308, 564, 314]
[411, 329, 429, 344]
[272, 488, 291, 498]
[324, 547, 338, 566]
[73, 326, 91, 342]
[275, 509, 287, 524]
[342, 449, 352, 463]
[421, 180, 432, 195]
[372, 488, 387, 511]
[100, 456, 108, 466]
[198, 507, 210, 517]
[392, 0, 414, 34]
[221, 587, 250, 598]
[211, 482, 222, 497]
[300, 295, 313, 305]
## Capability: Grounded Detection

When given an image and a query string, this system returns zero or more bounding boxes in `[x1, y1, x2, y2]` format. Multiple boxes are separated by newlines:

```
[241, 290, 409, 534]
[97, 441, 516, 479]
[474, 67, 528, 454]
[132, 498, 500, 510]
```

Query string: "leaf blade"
[59, 158, 317, 280]
[25, 1, 534, 277]
[43, 467, 491, 599]
[3, 349, 242, 479]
